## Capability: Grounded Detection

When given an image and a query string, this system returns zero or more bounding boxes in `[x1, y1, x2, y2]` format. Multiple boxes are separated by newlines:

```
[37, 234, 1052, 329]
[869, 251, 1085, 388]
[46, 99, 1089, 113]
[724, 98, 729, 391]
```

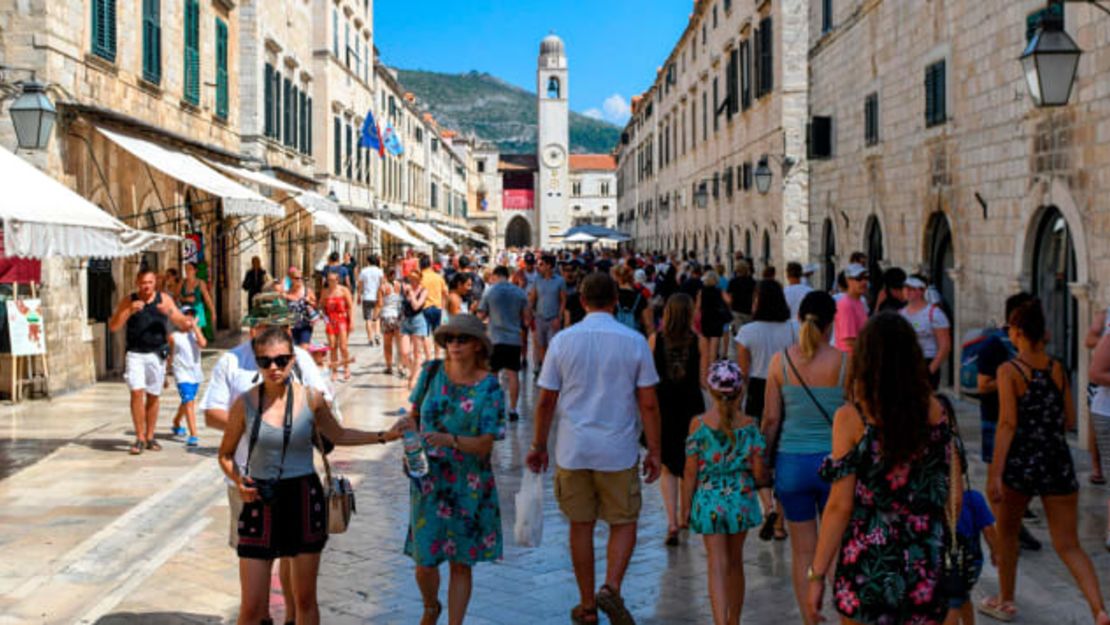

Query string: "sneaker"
[1018, 525, 1042, 551]
[172, 425, 187, 436]
[186, 436, 199, 447]
[508, 411, 520, 422]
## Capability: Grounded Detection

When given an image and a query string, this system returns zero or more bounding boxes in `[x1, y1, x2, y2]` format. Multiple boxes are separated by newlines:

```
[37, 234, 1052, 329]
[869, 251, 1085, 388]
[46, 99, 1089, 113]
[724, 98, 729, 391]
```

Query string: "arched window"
[547, 76, 560, 99]
[761, 230, 772, 269]
[1031, 206, 1077, 377]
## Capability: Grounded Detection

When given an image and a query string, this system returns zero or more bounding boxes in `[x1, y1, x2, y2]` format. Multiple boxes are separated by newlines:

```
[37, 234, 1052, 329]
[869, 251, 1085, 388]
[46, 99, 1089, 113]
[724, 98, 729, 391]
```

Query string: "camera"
[251, 478, 280, 504]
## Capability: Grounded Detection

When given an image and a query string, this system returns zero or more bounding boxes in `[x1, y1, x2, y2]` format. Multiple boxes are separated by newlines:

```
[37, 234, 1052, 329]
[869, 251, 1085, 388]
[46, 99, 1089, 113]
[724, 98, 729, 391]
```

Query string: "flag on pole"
[382, 121, 404, 156]
[359, 109, 384, 156]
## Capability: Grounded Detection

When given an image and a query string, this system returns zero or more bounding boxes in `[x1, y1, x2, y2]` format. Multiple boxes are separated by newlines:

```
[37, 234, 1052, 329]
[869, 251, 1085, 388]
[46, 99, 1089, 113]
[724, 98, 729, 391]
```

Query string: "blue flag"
[359, 110, 383, 156]
[382, 122, 404, 156]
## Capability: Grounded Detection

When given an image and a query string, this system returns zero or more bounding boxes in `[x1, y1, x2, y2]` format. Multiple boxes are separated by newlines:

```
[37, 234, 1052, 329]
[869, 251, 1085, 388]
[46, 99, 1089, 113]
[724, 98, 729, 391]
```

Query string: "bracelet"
[806, 566, 825, 582]
[377, 431, 387, 445]
[529, 441, 545, 452]
[452, 434, 459, 449]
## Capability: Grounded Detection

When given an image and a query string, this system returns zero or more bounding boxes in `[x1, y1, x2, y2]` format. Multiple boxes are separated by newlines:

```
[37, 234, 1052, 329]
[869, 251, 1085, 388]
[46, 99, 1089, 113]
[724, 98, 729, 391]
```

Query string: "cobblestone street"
[0, 327, 1106, 624]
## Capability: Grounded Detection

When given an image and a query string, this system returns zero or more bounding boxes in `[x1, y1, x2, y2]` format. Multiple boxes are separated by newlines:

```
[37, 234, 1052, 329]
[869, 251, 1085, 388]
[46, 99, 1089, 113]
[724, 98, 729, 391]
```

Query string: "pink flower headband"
[707, 360, 744, 395]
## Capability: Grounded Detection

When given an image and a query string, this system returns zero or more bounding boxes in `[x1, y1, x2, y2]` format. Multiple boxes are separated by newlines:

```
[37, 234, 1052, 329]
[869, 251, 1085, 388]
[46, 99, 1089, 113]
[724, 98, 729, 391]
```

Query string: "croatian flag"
[382, 122, 404, 156]
[359, 109, 384, 156]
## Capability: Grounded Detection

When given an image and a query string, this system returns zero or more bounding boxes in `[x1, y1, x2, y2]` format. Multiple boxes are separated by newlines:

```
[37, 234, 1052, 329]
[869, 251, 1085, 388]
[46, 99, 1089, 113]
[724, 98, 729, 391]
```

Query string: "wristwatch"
[806, 566, 825, 582]
[452, 434, 460, 449]
[377, 430, 387, 444]
[529, 441, 545, 452]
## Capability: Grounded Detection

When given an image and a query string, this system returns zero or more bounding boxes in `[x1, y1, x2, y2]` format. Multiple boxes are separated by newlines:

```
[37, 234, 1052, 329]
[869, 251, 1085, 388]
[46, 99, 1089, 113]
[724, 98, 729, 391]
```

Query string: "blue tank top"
[779, 351, 845, 455]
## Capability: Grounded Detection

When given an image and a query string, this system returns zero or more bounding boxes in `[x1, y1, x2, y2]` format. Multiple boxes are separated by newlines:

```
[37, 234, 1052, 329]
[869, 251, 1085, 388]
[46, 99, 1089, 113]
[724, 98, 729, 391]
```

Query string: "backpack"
[616, 293, 642, 331]
[960, 328, 1015, 396]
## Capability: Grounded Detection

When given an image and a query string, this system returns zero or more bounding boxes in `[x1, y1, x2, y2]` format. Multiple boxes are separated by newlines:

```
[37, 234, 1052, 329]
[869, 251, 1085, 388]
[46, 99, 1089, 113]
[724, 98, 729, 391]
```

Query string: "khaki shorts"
[554, 464, 642, 525]
[227, 485, 243, 549]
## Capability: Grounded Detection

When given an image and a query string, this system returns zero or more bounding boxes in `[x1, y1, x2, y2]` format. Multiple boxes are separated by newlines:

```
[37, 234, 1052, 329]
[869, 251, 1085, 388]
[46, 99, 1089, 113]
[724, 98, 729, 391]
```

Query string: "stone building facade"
[568, 156, 617, 229]
[616, 0, 810, 271]
[808, 0, 1110, 443]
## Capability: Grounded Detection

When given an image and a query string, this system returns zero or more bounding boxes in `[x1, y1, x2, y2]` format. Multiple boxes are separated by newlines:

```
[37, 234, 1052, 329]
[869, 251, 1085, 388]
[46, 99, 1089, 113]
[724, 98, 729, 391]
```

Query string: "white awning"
[294, 193, 366, 244]
[98, 127, 282, 217]
[204, 160, 307, 196]
[371, 219, 429, 249]
[404, 221, 453, 248]
[0, 148, 177, 258]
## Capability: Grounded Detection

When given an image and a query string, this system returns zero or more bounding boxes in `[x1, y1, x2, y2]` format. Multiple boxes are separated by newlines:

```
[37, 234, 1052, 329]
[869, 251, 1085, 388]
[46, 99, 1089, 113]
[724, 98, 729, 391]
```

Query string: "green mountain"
[393, 69, 621, 155]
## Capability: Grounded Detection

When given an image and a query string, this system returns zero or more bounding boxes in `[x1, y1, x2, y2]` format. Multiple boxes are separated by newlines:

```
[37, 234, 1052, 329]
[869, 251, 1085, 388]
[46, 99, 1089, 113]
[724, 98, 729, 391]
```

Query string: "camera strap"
[245, 381, 295, 480]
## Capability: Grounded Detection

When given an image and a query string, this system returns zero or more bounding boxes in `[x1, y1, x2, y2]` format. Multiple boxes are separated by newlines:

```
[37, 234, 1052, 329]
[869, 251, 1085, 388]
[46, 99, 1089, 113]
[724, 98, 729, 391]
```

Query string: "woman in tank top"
[218, 328, 401, 625]
[283, 267, 316, 348]
[178, 262, 215, 338]
[379, 277, 404, 376]
[761, 291, 845, 625]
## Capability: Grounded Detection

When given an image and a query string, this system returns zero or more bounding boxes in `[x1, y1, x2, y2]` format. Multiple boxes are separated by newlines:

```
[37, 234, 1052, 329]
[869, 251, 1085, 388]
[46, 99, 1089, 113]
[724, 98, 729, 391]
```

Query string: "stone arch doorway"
[505, 216, 531, 249]
[925, 212, 956, 384]
[1030, 206, 1078, 378]
[865, 215, 884, 300]
[822, 218, 837, 292]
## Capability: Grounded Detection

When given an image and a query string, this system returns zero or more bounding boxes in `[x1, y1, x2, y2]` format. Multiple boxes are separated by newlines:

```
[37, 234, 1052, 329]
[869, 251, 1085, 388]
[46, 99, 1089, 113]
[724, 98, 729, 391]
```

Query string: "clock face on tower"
[542, 144, 565, 169]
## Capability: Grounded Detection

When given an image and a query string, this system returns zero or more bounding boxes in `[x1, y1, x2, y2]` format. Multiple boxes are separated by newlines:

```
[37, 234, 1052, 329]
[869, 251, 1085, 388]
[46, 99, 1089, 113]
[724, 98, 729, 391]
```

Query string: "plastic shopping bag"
[513, 470, 545, 548]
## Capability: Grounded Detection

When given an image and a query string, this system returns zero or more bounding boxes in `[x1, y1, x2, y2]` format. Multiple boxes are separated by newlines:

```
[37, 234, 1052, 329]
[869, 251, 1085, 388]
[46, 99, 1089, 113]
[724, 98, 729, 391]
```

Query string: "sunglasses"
[442, 335, 475, 345]
[256, 354, 294, 369]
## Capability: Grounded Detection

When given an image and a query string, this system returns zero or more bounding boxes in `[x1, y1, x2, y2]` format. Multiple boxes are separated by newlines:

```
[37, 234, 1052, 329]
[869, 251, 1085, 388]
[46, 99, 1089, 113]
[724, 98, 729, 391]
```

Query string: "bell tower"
[537, 33, 569, 248]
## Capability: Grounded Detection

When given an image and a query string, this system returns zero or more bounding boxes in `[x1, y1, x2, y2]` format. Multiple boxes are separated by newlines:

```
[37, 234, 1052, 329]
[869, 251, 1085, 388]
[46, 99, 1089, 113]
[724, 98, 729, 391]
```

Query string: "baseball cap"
[180, 305, 197, 316]
[905, 276, 927, 289]
[524, 252, 536, 264]
[803, 263, 819, 275]
[844, 263, 869, 280]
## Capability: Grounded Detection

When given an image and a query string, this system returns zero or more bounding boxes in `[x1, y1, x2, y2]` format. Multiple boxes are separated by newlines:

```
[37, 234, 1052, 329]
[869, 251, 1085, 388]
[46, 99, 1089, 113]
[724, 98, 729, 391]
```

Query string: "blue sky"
[374, 0, 693, 127]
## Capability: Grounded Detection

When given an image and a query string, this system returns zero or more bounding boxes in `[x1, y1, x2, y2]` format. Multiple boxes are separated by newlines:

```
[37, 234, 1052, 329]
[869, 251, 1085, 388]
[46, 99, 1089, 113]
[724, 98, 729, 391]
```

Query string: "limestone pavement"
[0, 325, 1106, 624]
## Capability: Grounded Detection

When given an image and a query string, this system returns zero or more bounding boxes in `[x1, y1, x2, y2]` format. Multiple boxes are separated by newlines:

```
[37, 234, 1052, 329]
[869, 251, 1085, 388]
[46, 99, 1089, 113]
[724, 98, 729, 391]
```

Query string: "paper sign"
[7, 299, 45, 356]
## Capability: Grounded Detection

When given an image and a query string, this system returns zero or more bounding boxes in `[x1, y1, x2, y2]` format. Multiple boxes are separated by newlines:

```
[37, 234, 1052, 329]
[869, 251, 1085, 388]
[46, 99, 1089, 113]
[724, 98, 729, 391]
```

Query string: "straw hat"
[432, 314, 492, 354]
[242, 292, 297, 327]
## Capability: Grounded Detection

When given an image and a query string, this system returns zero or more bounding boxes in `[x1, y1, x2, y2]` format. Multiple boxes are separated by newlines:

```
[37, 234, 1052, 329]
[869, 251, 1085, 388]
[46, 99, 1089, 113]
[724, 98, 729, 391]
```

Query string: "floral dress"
[685, 419, 764, 534]
[406, 361, 505, 567]
[819, 413, 951, 625]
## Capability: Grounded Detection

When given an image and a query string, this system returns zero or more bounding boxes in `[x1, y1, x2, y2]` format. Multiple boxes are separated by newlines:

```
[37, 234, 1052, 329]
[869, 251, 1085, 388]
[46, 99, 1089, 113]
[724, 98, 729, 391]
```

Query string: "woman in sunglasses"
[391, 314, 505, 625]
[218, 327, 401, 625]
[283, 267, 317, 349]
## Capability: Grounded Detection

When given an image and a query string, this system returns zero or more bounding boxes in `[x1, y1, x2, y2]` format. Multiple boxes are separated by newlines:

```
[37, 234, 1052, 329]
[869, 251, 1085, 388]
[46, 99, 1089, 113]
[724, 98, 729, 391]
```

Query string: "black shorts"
[491, 344, 522, 372]
[237, 473, 328, 561]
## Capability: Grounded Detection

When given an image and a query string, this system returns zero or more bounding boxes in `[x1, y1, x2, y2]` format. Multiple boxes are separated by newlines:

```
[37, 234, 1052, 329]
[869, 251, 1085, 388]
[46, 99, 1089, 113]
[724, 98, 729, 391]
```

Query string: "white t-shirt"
[783, 283, 814, 321]
[358, 266, 384, 301]
[170, 330, 203, 384]
[735, 320, 798, 379]
[1092, 307, 1110, 417]
[538, 312, 660, 471]
[200, 341, 331, 485]
[900, 304, 950, 358]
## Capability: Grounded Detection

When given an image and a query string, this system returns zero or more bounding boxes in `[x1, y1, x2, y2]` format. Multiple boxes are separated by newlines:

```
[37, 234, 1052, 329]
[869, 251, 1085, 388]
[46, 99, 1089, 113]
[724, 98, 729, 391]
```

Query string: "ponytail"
[796, 290, 837, 360]
[712, 389, 743, 445]
[799, 314, 823, 359]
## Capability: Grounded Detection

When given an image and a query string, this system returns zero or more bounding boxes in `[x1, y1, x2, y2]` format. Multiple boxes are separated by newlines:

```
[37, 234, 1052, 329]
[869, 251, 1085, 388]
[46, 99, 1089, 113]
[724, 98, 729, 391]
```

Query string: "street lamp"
[8, 81, 56, 150]
[1022, 3, 1082, 107]
[754, 157, 773, 194]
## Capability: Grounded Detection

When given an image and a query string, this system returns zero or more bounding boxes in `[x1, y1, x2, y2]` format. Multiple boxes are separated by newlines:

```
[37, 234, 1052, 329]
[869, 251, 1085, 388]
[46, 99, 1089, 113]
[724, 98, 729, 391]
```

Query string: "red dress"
[325, 294, 349, 336]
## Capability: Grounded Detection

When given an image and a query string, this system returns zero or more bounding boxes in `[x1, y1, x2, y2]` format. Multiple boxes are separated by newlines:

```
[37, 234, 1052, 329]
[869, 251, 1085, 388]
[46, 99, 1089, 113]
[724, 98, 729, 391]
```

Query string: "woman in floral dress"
[393, 314, 505, 625]
[806, 313, 951, 625]
[682, 360, 766, 625]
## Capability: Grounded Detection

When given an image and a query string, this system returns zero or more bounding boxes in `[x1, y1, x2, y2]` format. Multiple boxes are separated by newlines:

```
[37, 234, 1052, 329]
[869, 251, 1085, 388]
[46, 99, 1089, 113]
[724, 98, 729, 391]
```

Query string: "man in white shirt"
[526, 272, 662, 625]
[201, 294, 332, 625]
[783, 261, 814, 321]
[358, 254, 385, 347]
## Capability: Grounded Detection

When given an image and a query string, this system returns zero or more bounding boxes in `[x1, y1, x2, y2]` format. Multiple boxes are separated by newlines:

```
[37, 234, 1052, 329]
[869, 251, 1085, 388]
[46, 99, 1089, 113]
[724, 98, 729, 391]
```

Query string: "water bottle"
[403, 430, 429, 479]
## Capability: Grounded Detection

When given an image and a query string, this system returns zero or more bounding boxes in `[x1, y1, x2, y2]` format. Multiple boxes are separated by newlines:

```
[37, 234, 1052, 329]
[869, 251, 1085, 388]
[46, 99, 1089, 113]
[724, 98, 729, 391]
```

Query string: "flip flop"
[145, 439, 162, 452]
[758, 511, 779, 541]
[977, 597, 1016, 622]
[129, 439, 144, 455]
[571, 605, 599, 625]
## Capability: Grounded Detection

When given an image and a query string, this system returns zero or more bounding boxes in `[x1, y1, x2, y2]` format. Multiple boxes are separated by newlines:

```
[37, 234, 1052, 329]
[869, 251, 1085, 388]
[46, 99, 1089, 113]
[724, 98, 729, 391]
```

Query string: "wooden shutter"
[264, 64, 274, 138]
[283, 78, 292, 146]
[272, 71, 282, 139]
[740, 40, 751, 110]
[307, 97, 313, 155]
[215, 19, 228, 119]
[761, 17, 773, 94]
[727, 48, 738, 117]
[934, 61, 946, 124]
[334, 117, 342, 175]
[142, 0, 160, 83]
[299, 91, 308, 153]
[752, 28, 762, 98]
[183, 0, 199, 105]
[92, 0, 117, 61]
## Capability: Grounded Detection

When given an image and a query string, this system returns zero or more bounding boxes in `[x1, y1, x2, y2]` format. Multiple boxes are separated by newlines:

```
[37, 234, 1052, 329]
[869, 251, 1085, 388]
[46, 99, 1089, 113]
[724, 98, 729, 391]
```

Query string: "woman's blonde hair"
[797, 291, 837, 359]
[709, 387, 743, 445]
[703, 270, 719, 288]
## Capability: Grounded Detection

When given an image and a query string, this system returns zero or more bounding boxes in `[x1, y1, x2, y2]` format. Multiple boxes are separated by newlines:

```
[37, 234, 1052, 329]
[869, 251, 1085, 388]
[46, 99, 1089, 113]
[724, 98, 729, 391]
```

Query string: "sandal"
[571, 604, 599, 625]
[758, 511, 779, 542]
[145, 439, 162, 452]
[664, 529, 679, 547]
[596, 584, 634, 625]
[1091, 474, 1107, 486]
[420, 600, 442, 625]
[977, 596, 1016, 622]
[129, 439, 144, 455]
[774, 527, 789, 541]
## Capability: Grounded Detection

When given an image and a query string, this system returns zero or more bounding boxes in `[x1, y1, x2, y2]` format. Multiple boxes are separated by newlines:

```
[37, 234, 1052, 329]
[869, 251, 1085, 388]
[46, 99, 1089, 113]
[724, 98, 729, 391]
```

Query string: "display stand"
[8, 282, 49, 402]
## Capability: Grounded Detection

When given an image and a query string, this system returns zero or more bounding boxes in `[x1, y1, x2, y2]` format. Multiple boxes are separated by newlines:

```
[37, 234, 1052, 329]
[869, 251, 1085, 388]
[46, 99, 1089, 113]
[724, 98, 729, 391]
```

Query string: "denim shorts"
[401, 313, 429, 337]
[980, 420, 997, 463]
[774, 452, 831, 523]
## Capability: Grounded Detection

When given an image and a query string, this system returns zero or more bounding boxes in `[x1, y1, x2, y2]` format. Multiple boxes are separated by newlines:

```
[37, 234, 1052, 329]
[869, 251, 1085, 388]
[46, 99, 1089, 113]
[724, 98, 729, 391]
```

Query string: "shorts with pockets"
[125, 351, 165, 396]
[490, 344, 522, 372]
[535, 317, 559, 348]
[362, 300, 379, 321]
[177, 382, 199, 403]
[554, 464, 642, 525]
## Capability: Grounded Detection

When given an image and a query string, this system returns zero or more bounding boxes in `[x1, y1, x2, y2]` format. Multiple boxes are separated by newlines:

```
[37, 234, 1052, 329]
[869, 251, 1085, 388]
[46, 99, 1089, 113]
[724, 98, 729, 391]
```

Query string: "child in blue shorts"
[168, 306, 206, 446]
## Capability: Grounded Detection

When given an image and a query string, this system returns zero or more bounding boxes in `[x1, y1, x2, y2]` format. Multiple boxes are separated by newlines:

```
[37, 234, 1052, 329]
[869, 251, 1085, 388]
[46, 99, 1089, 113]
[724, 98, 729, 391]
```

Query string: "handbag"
[760, 350, 836, 486]
[313, 424, 356, 534]
[940, 433, 976, 595]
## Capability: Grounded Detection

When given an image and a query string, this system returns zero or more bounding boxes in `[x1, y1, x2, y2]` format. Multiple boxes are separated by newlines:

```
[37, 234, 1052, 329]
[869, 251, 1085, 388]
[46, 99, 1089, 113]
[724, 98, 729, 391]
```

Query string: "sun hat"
[707, 360, 744, 395]
[844, 263, 869, 280]
[242, 292, 298, 327]
[432, 313, 492, 354]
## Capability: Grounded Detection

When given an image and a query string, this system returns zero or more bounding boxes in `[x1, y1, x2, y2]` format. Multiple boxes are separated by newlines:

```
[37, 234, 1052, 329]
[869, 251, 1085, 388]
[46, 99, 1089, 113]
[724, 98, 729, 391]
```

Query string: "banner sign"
[7, 299, 45, 356]
[503, 189, 534, 210]
[183, 232, 204, 264]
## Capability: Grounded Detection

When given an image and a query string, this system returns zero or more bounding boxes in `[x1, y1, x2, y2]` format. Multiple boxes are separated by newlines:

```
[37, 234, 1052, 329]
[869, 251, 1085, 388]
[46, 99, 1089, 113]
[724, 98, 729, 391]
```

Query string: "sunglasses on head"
[442, 334, 475, 345]
[256, 354, 294, 369]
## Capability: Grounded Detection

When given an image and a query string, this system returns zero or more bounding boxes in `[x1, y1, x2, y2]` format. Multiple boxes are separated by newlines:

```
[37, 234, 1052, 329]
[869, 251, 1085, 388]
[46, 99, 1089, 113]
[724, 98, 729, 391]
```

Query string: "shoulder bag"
[310, 386, 356, 535]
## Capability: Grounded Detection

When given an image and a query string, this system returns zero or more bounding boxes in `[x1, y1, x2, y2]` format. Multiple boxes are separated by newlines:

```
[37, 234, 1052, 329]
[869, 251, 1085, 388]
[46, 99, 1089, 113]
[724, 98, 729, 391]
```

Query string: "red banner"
[503, 189, 534, 210]
[0, 229, 41, 284]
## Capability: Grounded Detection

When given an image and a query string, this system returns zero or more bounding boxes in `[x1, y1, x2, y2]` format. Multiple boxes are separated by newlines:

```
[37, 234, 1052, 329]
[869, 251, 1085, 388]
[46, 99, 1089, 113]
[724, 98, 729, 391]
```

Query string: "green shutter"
[299, 91, 308, 153]
[307, 97, 313, 155]
[334, 117, 342, 175]
[92, 0, 117, 61]
[183, 0, 200, 105]
[142, 0, 160, 83]
[215, 19, 228, 119]
[264, 64, 274, 137]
